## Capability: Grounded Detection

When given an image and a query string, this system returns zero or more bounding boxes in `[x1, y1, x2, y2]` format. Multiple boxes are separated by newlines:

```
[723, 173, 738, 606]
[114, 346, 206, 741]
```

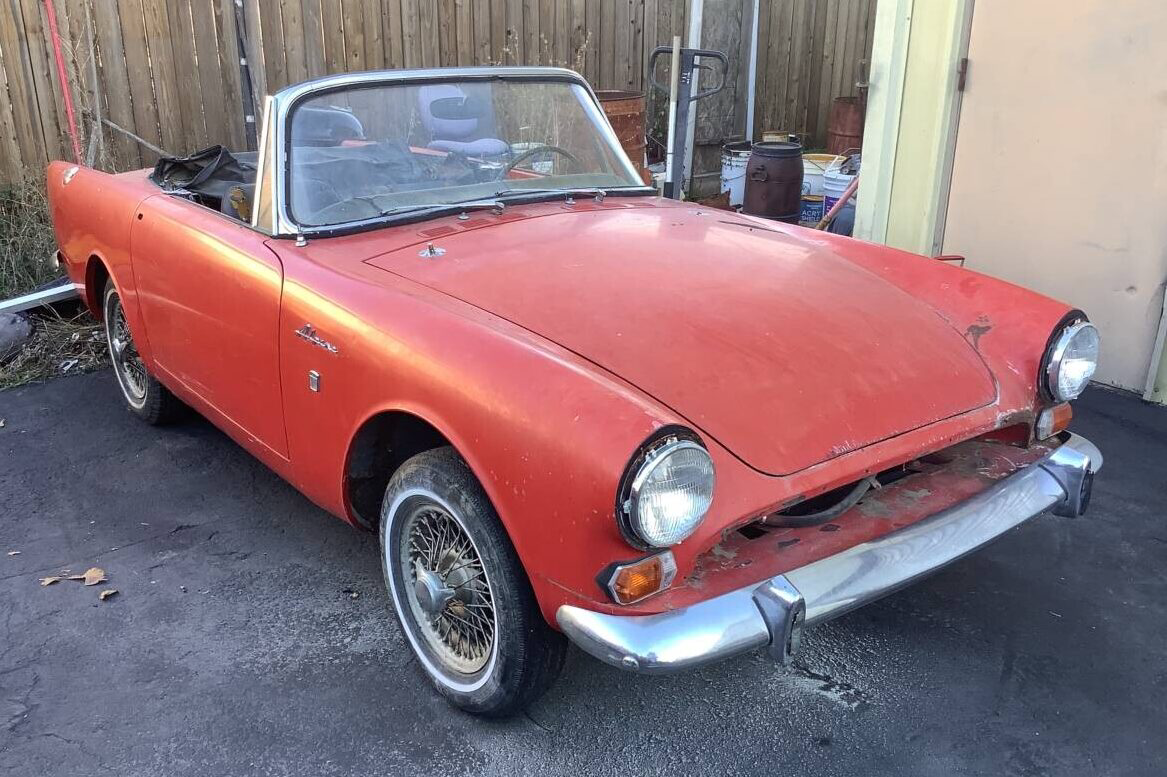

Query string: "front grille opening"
[735, 461, 922, 540]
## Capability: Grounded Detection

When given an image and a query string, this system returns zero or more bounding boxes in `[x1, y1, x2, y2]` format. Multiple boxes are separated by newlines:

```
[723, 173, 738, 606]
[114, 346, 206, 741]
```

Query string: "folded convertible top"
[149, 145, 258, 202]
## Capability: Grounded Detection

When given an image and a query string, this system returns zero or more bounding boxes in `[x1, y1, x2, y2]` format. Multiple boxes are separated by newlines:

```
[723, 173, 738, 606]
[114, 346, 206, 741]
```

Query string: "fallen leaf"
[66, 566, 106, 586]
[99, 589, 118, 601]
[40, 576, 63, 586]
[6, 550, 19, 556]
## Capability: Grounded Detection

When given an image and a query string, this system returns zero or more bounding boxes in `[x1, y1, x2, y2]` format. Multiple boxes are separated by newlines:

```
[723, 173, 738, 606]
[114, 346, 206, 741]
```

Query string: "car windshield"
[286, 76, 643, 228]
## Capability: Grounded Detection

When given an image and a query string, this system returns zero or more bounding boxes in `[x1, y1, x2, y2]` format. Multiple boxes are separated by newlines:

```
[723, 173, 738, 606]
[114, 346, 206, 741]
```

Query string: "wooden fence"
[0, 0, 875, 185]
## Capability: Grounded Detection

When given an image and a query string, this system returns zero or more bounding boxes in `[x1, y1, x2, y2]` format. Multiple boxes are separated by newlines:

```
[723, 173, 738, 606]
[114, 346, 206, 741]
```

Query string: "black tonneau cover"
[149, 146, 257, 202]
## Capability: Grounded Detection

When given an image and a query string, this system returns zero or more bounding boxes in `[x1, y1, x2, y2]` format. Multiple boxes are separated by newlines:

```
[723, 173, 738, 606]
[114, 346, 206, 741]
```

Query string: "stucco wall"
[942, 1, 1167, 391]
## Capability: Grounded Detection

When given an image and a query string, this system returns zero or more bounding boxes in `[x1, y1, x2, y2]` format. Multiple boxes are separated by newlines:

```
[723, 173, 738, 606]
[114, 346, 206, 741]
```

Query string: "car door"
[131, 194, 289, 459]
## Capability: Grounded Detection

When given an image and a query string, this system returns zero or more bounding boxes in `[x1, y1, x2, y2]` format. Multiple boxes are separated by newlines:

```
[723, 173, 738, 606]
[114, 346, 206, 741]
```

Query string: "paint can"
[719, 141, 752, 208]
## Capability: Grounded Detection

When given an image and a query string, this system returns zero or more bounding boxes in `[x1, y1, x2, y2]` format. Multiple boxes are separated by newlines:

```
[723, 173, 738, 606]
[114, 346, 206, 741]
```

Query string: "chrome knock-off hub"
[413, 561, 456, 616]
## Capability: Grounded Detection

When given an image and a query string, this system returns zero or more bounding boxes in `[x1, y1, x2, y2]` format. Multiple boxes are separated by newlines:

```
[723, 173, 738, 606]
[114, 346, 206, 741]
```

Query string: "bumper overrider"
[557, 432, 1102, 673]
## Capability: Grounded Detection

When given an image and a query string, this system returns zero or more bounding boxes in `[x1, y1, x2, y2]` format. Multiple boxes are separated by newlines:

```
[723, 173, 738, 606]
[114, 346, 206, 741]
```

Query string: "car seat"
[291, 106, 366, 147]
[417, 84, 510, 157]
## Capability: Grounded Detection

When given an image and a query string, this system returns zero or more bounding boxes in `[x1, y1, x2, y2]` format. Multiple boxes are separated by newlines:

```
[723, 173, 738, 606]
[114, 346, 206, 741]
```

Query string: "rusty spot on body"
[710, 543, 737, 561]
[965, 315, 992, 349]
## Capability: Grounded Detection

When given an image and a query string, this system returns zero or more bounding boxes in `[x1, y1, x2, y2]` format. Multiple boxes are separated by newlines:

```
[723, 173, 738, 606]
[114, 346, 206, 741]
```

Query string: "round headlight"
[1045, 321, 1100, 401]
[625, 439, 715, 548]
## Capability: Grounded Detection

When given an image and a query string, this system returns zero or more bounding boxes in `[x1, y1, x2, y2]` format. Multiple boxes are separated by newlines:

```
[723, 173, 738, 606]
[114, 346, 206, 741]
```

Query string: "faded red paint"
[46, 162, 1076, 625]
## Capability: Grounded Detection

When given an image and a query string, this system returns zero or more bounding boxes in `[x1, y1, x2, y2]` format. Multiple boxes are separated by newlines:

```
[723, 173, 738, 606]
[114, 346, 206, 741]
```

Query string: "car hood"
[365, 204, 997, 475]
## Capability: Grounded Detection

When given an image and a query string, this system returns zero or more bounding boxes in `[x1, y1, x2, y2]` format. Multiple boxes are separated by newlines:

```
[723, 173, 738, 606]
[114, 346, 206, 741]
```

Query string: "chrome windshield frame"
[260, 66, 648, 239]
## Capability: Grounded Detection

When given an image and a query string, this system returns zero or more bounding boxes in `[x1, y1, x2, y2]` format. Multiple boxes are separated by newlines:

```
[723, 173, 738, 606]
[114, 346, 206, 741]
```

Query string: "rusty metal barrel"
[826, 96, 864, 155]
[594, 90, 648, 180]
[742, 141, 803, 223]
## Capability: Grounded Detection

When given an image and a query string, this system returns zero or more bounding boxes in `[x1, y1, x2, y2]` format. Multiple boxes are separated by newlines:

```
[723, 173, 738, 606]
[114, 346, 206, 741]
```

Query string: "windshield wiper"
[379, 198, 505, 219]
[492, 187, 609, 204]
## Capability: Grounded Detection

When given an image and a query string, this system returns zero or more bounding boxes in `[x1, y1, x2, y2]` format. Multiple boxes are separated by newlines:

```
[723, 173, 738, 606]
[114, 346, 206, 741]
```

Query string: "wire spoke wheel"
[106, 291, 147, 405]
[399, 502, 497, 676]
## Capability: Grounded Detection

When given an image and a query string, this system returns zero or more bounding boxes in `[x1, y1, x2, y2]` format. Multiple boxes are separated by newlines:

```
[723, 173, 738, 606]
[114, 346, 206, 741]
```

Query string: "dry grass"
[1, 178, 108, 389]
[1, 179, 59, 300]
[0, 310, 107, 390]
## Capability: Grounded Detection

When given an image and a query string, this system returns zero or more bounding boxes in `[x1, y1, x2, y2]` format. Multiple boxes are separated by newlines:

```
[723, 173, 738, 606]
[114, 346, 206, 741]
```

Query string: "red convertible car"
[47, 67, 1102, 716]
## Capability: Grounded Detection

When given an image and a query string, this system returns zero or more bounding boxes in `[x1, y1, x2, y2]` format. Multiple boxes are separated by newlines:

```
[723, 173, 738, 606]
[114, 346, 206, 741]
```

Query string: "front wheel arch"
[84, 255, 111, 320]
[343, 410, 452, 530]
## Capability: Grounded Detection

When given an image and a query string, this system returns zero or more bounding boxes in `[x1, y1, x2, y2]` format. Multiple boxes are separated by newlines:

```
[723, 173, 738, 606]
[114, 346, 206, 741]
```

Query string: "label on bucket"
[800, 196, 824, 226]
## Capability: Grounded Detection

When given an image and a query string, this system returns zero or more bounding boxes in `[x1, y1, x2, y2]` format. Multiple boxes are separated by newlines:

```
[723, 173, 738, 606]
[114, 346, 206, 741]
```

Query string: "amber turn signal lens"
[1036, 402, 1073, 440]
[606, 551, 678, 605]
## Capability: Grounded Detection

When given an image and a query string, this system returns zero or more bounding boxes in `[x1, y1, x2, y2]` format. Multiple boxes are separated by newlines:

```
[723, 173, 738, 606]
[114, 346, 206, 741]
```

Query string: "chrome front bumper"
[557, 432, 1102, 673]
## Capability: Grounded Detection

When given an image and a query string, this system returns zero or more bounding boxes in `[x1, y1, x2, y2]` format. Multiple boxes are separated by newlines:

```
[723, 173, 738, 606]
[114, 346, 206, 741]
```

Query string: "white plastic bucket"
[801, 153, 840, 197]
[822, 159, 858, 217]
[648, 162, 667, 194]
[720, 141, 752, 207]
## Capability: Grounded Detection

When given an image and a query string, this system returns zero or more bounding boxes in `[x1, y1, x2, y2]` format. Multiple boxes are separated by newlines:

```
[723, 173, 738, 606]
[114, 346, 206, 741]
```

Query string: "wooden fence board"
[418, 0, 440, 67]
[582, 0, 599, 82]
[141, 0, 189, 154]
[17, 0, 67, 162]
[56, 0, 90, 153]
[243, 0, 269, 100]
[471, 0, 491, 64]
[118, 0, 163, 163]
[170, 0, 209, 150]
[214, 0, 248, 150]
[300, 0, 327, 77]
[453, 0, 472, 65]
[280, 0, 309, 83]
[92, 0, 139, 169]
[319, 0, 345, 75]
[568, 0, 586, 72]
[362, 0, 386, 69]
[522, 0, 538, 63]
[342, 0, 366, 72]
[189, 3, 231, 152]
[437, 0, 455, 64]
[0, 0, 49, 173]
[0, 41, 26, 182]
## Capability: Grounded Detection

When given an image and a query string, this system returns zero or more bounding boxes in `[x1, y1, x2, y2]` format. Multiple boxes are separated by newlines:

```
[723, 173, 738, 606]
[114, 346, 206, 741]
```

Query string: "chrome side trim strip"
[557, 432, 1102, 673]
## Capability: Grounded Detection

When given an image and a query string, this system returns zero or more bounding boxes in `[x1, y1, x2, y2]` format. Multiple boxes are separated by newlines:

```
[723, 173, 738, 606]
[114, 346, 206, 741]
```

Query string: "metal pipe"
[745, 0, 760, 142]
[100, 118, 169, 158]
[814, 174, 860, 230]
[663, 35, 682, 195]
[683, 0, 704, 193]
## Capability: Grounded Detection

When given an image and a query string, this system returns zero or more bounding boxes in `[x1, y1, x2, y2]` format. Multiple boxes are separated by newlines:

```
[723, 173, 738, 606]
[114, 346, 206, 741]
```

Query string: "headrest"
[291, 106, 365, 147]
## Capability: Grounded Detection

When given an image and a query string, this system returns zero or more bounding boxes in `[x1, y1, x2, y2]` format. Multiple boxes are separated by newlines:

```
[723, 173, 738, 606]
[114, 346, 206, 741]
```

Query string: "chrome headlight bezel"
[616, 430, 715, 550]
[1042, 318, 1100, 402]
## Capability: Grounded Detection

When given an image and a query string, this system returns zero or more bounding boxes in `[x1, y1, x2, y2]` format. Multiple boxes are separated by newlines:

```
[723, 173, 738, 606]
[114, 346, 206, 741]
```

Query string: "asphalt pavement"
[1, 371, 1164, 776]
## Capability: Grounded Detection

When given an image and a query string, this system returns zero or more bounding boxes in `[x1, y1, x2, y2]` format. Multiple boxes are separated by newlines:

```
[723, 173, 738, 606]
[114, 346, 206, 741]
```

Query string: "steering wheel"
[501, 145, 580, 178]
